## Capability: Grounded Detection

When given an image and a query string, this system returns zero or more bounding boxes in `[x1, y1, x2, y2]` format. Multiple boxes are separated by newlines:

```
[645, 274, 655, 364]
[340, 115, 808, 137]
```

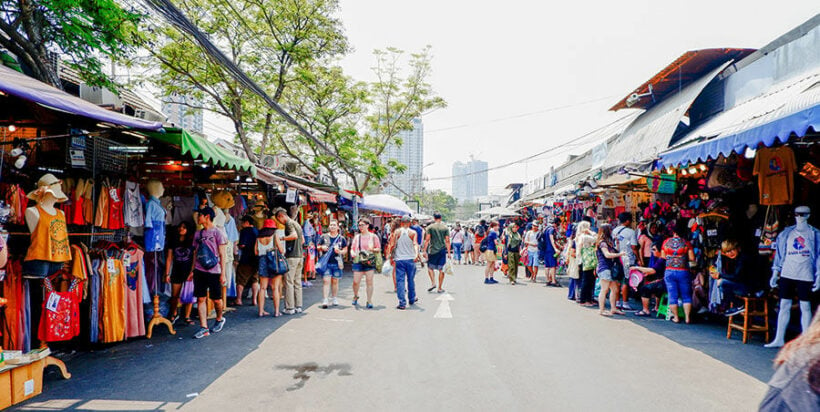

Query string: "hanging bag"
[180, 279, 195, 304]
[39, 275, 81, 342]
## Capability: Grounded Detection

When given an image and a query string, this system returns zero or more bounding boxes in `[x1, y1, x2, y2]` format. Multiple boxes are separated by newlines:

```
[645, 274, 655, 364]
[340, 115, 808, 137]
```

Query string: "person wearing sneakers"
[275, 207, 305, 315]
[192, 207, 228, 339]
[524, 222, 540, 282]
[318, 220, 348, 309]
[503, 221, 522, 285]
[423, 213, 451, 293]
[350, 218, 381, 309]
[388, 216, 419, 309]
[483, 221, 501, 284]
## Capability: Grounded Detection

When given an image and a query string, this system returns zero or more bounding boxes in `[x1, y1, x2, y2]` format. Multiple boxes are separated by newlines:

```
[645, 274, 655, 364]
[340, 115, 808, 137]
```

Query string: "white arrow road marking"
[434, 293, 454, 318]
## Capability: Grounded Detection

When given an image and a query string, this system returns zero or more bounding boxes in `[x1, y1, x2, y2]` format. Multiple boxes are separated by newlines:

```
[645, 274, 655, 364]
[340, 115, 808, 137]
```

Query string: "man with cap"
[192, 206, 228, 339]
[423, 213, 451, 293]
[524, 221, 540, 281]
[387, 216, 420, 309]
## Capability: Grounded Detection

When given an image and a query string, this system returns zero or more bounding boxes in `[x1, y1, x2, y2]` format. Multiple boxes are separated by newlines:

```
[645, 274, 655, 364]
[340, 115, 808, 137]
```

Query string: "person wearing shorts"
[165, 222, 195, 325]
[424, 213, 451, 293]
[524, 222, 540, 282]
[318, 220, 348, 309]
[483, 222, 500, 284]
[235, 216, 259, 306]
[256, 219, 284, 317]
[192, 207, 228, 339]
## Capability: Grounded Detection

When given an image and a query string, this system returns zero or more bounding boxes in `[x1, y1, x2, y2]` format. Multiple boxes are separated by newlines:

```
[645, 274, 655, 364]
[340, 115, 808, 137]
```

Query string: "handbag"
[180, 279, 195, 304]
[39, 275, 81, 342]
[195, 233, 219, 270]
[316, 236, 340, 275]
[580, 245, 597, 271]
[267, 249, 290, 275]
[356, 235, 377, 267]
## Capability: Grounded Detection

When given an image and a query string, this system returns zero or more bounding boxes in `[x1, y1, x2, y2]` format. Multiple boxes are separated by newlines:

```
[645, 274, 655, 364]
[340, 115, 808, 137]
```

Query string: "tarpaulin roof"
[143, 128, 256, 174]
[0, 65, 163, 130]
[659, 69, 820, 167]
[610, 48, 755, 111]
[256, 168, 336, 203]
[339, 194, 413, 216]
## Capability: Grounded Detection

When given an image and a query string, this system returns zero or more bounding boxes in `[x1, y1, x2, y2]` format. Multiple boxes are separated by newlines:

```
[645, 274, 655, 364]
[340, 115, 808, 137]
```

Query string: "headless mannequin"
[144, 180, 175, 338]
[25, 193, 58, 234]
[765, 206, 820, 348]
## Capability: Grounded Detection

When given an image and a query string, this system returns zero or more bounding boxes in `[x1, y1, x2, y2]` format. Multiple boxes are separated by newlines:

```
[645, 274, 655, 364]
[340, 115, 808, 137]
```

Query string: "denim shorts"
[323, 265, 343, 279]
[22, 260, 65, 278]
[527, 252, 539, 267]
[352, 263, 375, 272]
[258, 255, 283, 278]
[598, 269, 614, 282]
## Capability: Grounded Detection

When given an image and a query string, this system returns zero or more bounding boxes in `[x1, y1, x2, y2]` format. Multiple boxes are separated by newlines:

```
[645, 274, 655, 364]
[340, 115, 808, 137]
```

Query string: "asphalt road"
[17, 263, 774, 411]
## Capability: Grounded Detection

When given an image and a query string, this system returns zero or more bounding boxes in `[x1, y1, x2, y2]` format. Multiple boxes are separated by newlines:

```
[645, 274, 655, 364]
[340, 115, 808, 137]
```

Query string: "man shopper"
[388, 216, 420, 309]
[504, 221, 522, 285]
[317, 220, 348, 309]
[613, 212, 641, 310]
[524, 222, 540, 282]
[192, 207, 228, 339]
[423, 213, 451, 293]
[276, 207, 305, 315]
[540, 217, 561, 287]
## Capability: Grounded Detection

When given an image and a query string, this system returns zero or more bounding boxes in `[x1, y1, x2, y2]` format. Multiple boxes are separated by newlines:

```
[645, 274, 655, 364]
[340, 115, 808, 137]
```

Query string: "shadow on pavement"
[14, 271, 350, 411]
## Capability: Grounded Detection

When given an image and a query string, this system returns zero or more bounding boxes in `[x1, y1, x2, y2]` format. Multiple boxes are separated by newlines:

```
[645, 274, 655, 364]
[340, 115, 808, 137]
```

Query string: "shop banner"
[646, 173, 677, 194]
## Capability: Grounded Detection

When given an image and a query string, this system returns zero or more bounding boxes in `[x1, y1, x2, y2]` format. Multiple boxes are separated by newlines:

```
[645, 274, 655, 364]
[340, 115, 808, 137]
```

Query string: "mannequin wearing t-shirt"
[24, 174, 71, 277]
[144, 180, 167, 293]
[766, 206, 820, 348]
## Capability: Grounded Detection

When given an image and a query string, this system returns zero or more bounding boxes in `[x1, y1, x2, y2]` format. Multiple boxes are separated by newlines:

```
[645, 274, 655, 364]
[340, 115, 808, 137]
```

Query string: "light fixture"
[325, 209, 332, 215]
[699, 164, 707, 172]
[666, 167, 675, 174]
[244, 177, 253, 183]
[7, 124, 15, 132]
[14, 155, 26, 169]
[108, 146, 149, 153]
[680, 168, 688, 176]
[688, 166, 697, 175]
[744, 147, 757, 159]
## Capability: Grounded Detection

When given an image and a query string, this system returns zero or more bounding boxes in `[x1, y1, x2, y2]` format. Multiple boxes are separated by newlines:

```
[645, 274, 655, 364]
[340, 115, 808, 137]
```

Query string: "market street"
[18, 264, 772, 411]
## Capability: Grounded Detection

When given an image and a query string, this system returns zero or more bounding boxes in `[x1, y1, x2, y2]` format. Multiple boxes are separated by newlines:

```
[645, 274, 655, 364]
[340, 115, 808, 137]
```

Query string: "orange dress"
[101, 257, 126, 343]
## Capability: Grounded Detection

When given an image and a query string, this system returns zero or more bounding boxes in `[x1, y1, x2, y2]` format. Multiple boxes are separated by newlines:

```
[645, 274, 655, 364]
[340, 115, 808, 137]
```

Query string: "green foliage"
[455, 201, 479, 221]
[416, 190, 457, 221]
[0, 0, 141, 89]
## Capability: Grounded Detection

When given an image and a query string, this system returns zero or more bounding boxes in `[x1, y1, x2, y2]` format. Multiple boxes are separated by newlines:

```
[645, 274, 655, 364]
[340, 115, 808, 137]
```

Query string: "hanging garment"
[144, 197, 167, 252]
[38, 274, 81, 342]
[123, 247, 146, 338]
[108, 186, 124, 230]
[83, 179, 95, 225]
[95, 184, 110, 229]
[123, 181, 144, 228]
[89, 259, 101, 343]
[70, 179, 86, 225]
[754, 146, 797, 205]
[69, 245, 89, 281]
[2, 260, 24, 350]
[101, 256, 126, 343]
[24, 205, 71, 263]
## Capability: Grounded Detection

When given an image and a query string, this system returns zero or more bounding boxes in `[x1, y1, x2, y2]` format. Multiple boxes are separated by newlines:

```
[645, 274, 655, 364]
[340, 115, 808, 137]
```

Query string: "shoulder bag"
[195, 232, 219, 270]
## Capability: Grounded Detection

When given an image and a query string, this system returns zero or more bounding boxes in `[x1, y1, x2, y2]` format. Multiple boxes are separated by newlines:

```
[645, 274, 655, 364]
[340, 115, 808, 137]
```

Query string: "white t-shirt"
[613, 225, 638, 267]
[451, 229, 464, 244]
[525, 231, 539, 253]
[782, 229, 815, 282]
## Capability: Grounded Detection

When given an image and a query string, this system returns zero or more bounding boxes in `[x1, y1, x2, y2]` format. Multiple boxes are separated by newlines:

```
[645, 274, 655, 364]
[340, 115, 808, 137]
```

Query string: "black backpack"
[475, 225, 486, 237]
[479, 236, 489, 253]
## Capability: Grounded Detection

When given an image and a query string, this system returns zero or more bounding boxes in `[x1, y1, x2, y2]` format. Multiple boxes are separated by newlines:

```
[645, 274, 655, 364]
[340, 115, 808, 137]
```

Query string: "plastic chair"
[656, 293, 685, 320]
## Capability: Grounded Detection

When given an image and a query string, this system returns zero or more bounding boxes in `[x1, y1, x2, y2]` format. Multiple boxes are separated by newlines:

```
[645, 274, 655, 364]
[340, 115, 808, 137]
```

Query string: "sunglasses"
[795, 212, 810, 217]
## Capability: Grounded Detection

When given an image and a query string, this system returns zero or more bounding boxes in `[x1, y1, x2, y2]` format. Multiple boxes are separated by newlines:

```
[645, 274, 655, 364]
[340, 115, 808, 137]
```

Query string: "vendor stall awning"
[143, 128, 256, 175]
[339, 193, 413, 216]
[0, 65, 163, 130]
[256, 168, 336, 203]
[659, 69, 820, 167]
[602, 61, 733, 172]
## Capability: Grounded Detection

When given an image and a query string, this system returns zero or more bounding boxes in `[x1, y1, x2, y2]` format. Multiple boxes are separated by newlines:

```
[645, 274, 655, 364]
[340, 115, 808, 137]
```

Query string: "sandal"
[611, 309, 626, 316]
[634, 310, 650, 317]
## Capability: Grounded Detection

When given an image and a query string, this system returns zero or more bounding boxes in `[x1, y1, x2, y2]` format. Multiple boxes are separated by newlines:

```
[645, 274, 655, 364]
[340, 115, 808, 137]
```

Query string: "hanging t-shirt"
[781, 228, 815, 282]
[124, 181, 144, 228]
[144, 197, 167, 252]
[101, 256, 126, 343]
[754, 146, 796, 205]
[123, 248, 145, 338]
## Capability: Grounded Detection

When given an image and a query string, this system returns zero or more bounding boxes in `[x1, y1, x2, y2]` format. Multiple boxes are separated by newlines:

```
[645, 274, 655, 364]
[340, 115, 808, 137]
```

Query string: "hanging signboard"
[646, 173, 677, 194]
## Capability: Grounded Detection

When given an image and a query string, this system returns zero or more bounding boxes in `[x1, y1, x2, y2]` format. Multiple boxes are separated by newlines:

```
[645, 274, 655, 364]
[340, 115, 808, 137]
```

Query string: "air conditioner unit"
[133, 108, 166, 123]
[79, 84, 123, 108]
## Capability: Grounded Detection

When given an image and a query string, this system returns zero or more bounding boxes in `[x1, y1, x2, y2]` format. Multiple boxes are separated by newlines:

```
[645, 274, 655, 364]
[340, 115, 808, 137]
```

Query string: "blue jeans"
[719, 279, 747, 306]
[395, 259, 417, 306]
[664, 268, 692, 305]
[452, 243, 463, 261]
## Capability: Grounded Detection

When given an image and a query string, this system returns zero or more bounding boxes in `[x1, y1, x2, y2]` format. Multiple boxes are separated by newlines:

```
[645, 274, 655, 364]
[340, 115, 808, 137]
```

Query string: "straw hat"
[27, 174, 68, 202]
[212, 190, 235, 210]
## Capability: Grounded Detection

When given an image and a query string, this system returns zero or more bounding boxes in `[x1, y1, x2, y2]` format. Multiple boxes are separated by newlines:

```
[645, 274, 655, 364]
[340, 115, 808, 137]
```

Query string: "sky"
[202, 1, 819, 196]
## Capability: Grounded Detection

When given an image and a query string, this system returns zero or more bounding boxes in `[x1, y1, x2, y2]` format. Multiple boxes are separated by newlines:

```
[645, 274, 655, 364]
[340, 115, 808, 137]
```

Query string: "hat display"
[27, 174, 68, 202]
[212, 190, 235, 210]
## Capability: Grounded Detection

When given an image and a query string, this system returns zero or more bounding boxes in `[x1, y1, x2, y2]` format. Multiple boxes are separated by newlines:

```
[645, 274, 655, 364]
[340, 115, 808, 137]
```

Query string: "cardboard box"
[10, 358, 44, 404]
[0, 369, 12, 410]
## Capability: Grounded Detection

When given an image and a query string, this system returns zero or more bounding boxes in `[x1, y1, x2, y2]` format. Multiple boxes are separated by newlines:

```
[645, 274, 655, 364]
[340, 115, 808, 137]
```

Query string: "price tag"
[122, 252, 131, 265]
[46, 292, 61, 312]
[707, 229, 718, 237]
[755, 229, 762, 237]
[107, 258, 116, 274]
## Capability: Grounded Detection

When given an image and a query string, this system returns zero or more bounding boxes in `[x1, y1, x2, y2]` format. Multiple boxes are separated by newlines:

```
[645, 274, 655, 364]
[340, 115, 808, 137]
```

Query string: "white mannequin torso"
[25, 193, 58, 233]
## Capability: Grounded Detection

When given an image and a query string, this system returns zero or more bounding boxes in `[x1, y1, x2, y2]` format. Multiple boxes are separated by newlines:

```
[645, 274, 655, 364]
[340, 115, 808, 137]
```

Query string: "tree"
[0, 0, 141, 89]
[143, 0, 348, 162]
[416, 190, 457, 221]
[455, 200, 479, 221]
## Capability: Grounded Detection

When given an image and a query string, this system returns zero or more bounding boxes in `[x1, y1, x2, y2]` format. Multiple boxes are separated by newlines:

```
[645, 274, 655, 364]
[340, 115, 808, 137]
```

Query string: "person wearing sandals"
[574, 221, 597, 306]
[661, 224, 696, 323]
[423, 213, 451, 293]
[632, 242, 666, 317]
[388, 216, 420, 309]
[350, 218, 381, 309]
[596, 224, 627, 316]
[318, 220, 348, 309]
[256, 219, 284, 317]
[165, 222, 195, 325]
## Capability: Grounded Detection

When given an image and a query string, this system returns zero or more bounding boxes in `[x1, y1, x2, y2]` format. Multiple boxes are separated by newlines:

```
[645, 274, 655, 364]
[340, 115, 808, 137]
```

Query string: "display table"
[0, 348, 70, 408]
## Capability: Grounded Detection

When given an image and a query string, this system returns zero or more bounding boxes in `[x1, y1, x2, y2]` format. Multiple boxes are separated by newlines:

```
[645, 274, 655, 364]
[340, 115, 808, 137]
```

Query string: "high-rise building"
[379, 118, 423, 197]
[452, 157, 488, 202]
[162, 94, 204, 134]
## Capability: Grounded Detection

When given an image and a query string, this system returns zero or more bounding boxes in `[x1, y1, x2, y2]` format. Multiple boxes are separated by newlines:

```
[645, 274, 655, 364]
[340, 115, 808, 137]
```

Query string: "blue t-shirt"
[144, 197, 166, 252]
[411, 225, 423, 246]
[486, 231, 499, 252]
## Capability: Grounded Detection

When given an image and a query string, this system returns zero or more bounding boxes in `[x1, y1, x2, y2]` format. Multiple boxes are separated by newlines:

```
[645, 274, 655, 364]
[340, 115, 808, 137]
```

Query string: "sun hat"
[27, 174, 68, 202]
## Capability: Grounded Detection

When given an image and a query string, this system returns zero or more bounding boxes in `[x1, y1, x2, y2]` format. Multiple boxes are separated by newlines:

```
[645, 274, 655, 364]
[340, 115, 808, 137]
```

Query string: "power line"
[426, 112, 636, 182]
[425, 95, 618, 134]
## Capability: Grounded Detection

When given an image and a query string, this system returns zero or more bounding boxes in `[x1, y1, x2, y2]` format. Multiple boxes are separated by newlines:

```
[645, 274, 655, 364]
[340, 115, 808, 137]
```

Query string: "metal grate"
[65, 134, 128, 174]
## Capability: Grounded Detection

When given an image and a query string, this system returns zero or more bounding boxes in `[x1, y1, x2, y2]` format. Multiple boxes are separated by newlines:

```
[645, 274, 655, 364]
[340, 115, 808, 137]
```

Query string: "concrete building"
[162, 94, 204, 134]
[452, 157, 488, 202]
[379, 118, 423, 197]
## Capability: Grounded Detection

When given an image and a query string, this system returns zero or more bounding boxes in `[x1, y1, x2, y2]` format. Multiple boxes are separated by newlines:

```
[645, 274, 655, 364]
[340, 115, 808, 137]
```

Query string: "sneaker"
[321, 298, 329, 309]
[489, 278, 499, 284]
[295, 307, 303, 314]
[484, 279, 492, 284]
[193, 327, 210, 339]
[410, 298, 419, 305]
[211, 318, 226, 333]
[332, 297, 339, 306]
[366, 302, 374, 309]
[352, 297, 359, 306]
[725, 306, 745, 317]
[621, 302, 634, 311]
[396, 305, 406, 310]
[283, 308, 296, 315]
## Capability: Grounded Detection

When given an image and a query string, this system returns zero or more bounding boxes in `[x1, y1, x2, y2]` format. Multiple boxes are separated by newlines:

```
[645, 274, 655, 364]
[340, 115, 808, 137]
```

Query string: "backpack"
[475, 225, 486, 237]
[479, 236, 489, 253]
[195, 232, 219, 270]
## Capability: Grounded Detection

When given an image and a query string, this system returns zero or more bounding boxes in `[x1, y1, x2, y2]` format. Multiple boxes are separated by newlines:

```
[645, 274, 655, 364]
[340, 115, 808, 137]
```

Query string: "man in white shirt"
[613, 212, 641, 310]
[524, 222, 540, 282]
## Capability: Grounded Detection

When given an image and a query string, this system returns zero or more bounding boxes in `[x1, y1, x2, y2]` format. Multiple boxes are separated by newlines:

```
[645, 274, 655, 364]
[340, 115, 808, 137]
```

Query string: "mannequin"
[24, 174, 71, 277]
[212, 191, 237, 301]
[143, 180, 175, 338]
[765, 206, 820, 348]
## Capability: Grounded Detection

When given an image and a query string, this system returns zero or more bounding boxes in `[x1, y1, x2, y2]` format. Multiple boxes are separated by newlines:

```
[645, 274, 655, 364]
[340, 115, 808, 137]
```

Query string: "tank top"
[394, 228, 417, 261]
[25, 205, 71, 262]
[257, 238, 276, 255]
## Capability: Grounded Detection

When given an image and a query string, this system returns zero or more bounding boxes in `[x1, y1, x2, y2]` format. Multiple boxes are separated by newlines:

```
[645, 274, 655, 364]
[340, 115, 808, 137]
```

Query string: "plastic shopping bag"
[381, 261, 393, 276]
[180, 279, 195, 304]
[444, 260, 454, 276]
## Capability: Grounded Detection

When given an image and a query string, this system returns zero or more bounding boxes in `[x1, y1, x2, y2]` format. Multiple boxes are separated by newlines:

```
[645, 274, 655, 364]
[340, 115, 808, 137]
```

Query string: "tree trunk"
[231, 99, 257, 163]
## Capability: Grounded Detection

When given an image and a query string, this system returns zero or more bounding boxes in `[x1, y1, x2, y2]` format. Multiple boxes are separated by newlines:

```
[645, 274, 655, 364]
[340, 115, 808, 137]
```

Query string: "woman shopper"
[574, 221, 597, 306]
[596, 224, 627, 316]
[632, 242, 666, 316]
[451, 224, 464, 264]
[350, 218, 381, 309]
[318, 220, 348, 309]
[463, 228, 474, 265]
[256, 219, 284, 317]
[165, 222, 195, 325]
[483, 221, 501, 284]
[661, 224, 696, 323]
